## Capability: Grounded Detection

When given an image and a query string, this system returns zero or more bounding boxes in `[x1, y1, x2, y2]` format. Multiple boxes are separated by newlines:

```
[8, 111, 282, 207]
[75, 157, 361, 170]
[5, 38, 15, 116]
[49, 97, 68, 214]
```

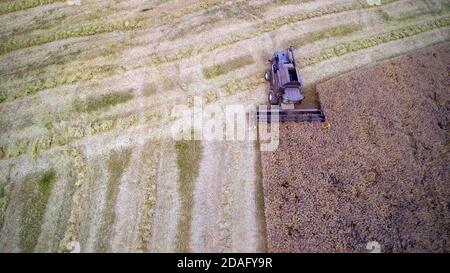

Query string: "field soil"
[261, 42, 450, 252]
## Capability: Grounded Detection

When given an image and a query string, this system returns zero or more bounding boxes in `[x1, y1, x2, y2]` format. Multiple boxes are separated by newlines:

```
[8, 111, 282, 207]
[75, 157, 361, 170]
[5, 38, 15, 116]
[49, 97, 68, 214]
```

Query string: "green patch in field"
[222, 76, 265, 96]
[0, 18, 147, 55]
[175, 137, 203, 252]
[203, 55, 254, 79]
[137, 141, 159, 251]
[96, 148, 132, 252]
[0, 91, 6, 103]
[285, 24, 363, 48]
[39, 13, 67, 30]
[379, 10, 394, 22]
[0, 65, 122, 103]
[73, 90, 134, 113]
[203, 90, 218, 103]
[19, 170, 57, 253]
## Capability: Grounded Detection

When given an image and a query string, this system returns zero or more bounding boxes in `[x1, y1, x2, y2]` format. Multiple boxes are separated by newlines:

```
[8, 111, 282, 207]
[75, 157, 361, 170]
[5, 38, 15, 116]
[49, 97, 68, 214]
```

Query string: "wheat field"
[0, 0, 449, 252]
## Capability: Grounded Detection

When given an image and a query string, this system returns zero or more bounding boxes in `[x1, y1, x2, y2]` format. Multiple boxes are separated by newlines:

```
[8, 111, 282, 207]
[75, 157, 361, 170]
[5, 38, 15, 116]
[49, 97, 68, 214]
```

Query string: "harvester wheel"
[268, 91, 278, 105]
[264, 71, 271, 81]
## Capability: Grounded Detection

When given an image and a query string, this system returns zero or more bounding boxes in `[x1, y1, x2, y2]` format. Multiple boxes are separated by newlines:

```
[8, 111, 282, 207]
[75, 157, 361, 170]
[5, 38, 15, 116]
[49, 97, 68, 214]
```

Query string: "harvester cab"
[256, 46, 325, 122]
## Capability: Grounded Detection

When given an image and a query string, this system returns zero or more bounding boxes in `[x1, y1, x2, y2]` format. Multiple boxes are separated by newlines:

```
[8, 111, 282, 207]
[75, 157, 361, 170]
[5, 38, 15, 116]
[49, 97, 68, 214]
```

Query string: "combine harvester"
[256, 46, 325, 122]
